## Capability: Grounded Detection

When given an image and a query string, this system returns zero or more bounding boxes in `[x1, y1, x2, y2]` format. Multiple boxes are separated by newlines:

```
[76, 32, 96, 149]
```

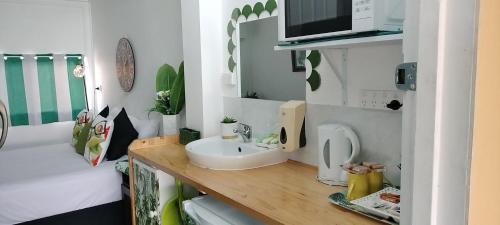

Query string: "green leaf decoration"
[170, 62, 185, 114]
[253, 2, 265, 17]
[228, 56, 236, 72]
[265, 0, 277, 14]
[228, 39, 236, 54]
[307, 70, 321, 91]
[156, 64, 177, 92]
[307, 50, 321, 68]
[242, 4, 253, 19]
[227, 21, 235, 37]
[231, 8, 241, 21]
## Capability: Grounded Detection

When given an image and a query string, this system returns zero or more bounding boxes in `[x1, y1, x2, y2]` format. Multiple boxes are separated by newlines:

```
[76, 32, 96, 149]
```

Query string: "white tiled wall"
[223, 96, 402, 185]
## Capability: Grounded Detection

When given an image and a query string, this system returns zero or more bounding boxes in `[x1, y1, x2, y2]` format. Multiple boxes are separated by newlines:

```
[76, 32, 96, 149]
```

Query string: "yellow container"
[367, 171, 384, 194]
[346, 173, 370, 201]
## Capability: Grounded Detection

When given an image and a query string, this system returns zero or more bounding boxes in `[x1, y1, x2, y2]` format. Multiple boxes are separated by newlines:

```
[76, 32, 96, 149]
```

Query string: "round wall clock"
[116, 38, 135, 92]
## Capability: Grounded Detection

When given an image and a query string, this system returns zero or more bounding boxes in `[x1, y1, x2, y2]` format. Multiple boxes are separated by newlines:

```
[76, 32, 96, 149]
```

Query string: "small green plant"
[149, 62, 185, 115]
[221, 116, 237, 124]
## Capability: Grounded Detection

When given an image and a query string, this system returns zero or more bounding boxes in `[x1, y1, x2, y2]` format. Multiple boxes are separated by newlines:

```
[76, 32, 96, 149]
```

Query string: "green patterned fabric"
[4, 56, 28, 126]
[134, 161, 161, 225]
[66, 55, 87, 120]
[115, 156, 130, 175]
[1, 54, 88, 126]
[37, 55, 59, 124]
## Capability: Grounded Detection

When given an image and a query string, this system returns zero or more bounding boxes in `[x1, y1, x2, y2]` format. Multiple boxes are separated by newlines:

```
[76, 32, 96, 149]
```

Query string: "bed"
[0, 143, 122, 225]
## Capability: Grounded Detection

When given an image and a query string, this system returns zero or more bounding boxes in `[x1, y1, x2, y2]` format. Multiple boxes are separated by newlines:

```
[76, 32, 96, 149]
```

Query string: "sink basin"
[185, 137, 289, 170]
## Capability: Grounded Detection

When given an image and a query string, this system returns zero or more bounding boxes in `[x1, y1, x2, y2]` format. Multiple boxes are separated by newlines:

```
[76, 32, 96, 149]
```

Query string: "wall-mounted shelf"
[274, 33, 403, 51]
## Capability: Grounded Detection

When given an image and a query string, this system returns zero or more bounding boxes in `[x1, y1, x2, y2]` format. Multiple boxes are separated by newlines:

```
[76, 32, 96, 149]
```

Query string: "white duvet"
[0, 143, 122, 225]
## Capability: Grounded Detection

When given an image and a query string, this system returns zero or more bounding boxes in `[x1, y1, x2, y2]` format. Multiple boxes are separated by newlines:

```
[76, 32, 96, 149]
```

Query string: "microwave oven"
[278, 0, 405, 42]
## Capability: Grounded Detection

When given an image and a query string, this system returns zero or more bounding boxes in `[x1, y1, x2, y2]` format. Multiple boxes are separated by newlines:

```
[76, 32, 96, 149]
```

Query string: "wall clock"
[116, 38, 135, 92]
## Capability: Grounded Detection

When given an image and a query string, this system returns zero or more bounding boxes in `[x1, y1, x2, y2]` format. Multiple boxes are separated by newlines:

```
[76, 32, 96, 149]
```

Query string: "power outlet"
[360, 90, 404, 110]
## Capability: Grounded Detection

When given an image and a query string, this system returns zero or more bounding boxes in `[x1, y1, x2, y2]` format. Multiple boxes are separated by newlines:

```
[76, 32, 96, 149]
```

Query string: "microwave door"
[284, 0, 352, 41]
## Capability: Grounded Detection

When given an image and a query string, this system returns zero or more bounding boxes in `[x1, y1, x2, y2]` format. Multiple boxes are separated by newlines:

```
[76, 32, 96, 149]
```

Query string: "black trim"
[18, 201, 128, 225]
[285, 0, 352, 39]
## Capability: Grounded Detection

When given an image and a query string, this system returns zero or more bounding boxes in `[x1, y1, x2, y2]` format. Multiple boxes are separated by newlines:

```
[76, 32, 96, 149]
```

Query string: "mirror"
[239, 17, 306, 101]
[0, 100, 8, 149]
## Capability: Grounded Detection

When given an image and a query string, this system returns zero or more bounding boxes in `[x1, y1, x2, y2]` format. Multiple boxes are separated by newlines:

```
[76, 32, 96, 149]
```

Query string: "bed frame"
[18, 200, 129, 225]
[19, 181, 132, 225]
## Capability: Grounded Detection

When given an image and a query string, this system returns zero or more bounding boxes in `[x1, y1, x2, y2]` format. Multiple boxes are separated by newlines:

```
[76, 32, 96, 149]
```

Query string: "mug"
[346, 173, 370, 201]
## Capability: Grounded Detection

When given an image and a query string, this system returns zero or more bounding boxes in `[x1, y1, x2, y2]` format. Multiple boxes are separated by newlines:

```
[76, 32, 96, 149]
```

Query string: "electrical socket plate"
[360, 90, 404, 110]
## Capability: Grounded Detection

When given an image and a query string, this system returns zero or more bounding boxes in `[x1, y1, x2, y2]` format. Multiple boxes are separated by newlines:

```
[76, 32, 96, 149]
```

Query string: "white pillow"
[129, 116, 159, 139]
[84, 115, 114, 167]
[2, 121, 74, 151]
[108, 107, 122, 120]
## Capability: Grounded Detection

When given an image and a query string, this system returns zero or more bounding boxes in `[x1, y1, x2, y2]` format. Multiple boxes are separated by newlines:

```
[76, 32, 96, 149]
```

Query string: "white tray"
[351, 187, 401, 223]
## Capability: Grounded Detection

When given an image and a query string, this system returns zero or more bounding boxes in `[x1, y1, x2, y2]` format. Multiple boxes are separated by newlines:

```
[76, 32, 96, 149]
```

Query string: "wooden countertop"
[129, 136, 383, 225]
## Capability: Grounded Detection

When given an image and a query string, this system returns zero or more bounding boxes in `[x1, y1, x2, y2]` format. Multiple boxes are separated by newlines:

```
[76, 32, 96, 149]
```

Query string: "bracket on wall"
[319, 49, 348, 105]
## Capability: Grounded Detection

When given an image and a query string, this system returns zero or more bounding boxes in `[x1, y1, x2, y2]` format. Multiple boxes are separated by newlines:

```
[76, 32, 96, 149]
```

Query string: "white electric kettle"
[317, 124, 360, 186]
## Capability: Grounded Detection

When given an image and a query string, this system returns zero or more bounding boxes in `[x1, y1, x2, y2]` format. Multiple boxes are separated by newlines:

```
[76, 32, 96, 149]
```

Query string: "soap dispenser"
[279, 100, 306, 152]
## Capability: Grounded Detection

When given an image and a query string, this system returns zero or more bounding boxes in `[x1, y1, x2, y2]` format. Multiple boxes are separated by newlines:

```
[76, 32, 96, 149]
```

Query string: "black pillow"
[98, 106, 110, 118]
[106, 108, 138, 160]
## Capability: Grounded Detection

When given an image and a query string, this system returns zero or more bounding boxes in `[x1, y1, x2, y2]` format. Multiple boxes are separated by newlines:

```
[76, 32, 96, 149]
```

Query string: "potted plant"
[221, 116, 238, 139]
[150, 62, 185, 135]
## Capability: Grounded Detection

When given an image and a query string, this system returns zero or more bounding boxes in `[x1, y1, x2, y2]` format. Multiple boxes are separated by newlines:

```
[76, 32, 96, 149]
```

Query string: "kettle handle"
[343, 127, 360, 164]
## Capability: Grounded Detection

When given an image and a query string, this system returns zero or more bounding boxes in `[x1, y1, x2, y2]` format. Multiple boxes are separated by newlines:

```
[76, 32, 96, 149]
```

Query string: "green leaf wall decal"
[228, 39, 236, 54]
[227, 21, 235, 37]
[231, 8, 241, 21]
[307, 70, 321, 91]
[307, 50, 321, 68]
[228, 57, 236, 72]
[242, 4, 253, 19]
[265, 0, 277, 14]
[253, 2, 265, 17]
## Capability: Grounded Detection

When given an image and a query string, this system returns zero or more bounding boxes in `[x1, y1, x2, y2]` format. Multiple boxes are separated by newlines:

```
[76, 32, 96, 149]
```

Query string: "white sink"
[185, 137, 289, 170]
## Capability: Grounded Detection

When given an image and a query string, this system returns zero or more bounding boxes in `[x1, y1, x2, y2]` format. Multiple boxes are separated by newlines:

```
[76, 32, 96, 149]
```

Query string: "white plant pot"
[162, 114, 181, 136]
[221, 122, 238, 139]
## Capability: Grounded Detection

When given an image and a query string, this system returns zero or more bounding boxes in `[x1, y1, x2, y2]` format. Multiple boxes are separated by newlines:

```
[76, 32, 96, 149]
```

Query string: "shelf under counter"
[274, 32, 403, 51]
[128, 137, 384, 225]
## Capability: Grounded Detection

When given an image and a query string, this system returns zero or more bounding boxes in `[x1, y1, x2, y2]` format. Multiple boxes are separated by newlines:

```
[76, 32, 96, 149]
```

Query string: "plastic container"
[182, 196, 264, 225]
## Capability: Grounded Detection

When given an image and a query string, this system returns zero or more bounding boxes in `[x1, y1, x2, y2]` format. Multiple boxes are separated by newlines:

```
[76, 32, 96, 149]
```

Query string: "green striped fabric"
[37, 55, 59, 124]
[1, 54, 88, 126]
[66, 55, 87, 120]
[4, 55, 29, 126]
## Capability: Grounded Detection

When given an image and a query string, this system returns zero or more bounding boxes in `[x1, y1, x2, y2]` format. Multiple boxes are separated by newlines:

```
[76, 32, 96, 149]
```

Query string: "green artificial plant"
[221, 116, 237, 124]
[150, 62, 185, 115]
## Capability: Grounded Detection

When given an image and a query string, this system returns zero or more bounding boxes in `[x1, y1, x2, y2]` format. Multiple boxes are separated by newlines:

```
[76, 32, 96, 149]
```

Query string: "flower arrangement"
[150, 90, 174, 115]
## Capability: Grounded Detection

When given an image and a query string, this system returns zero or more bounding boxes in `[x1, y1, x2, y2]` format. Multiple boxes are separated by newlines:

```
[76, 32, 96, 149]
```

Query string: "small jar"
[346, 173, 369, 201]
[367, 170, 384, 194]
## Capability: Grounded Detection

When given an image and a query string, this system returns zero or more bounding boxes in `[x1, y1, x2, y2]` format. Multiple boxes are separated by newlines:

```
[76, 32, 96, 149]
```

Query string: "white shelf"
[274, 33, 403, 51]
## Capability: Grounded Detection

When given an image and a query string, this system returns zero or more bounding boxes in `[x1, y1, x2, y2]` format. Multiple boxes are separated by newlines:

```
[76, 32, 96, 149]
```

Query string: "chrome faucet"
[233, 123, 252, 143]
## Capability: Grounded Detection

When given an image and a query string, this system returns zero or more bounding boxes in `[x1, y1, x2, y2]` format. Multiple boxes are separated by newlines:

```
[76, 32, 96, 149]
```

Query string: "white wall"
[400, 0, 420, 224]
[181, 0, 224, 137]
[0, 0, 95, 113]
[0, 0, 88, 54]
[412, 0, 478, 224]
[211, 0, 404, 185]
[224, 97, 403, 184]
[90, 0, 184, 119]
